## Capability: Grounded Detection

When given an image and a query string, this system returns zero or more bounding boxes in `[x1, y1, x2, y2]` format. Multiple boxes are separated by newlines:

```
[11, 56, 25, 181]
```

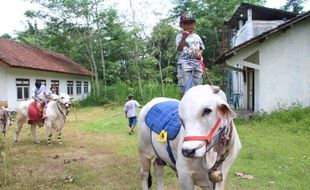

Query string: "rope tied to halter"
[56, 101, 69, 121]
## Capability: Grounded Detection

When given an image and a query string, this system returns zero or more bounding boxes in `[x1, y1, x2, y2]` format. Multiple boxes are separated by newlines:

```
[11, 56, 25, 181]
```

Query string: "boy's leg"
[193, 69, 203, 86]
[177, 64, 186, 97]
[128, 117, 133, 135]
[130, 117, 137, 133]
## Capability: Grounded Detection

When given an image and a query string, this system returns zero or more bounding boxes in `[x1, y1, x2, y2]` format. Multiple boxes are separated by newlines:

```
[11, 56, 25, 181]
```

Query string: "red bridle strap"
[183, 118, 222, 144]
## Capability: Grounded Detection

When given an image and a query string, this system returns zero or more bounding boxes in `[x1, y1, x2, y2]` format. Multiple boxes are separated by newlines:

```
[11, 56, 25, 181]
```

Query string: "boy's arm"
[124, 104, 127, 118]
[177, 31, 190, 51]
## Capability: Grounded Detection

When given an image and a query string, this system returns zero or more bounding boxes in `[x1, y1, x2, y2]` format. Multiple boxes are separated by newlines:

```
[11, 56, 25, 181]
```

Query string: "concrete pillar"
[247, 8, 252, 22]
[239, 20, 243, 30]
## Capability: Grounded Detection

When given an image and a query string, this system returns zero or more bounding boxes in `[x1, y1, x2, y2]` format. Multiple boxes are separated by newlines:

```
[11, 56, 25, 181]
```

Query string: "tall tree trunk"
[158, 50, 164, 96]
[129, 0, 144, 100]
[94, 0, 107, 97]
[100, 40, 107, 97]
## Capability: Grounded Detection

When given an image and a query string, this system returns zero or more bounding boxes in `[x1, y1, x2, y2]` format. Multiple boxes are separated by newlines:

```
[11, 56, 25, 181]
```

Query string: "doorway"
[247, 68, 254, 110]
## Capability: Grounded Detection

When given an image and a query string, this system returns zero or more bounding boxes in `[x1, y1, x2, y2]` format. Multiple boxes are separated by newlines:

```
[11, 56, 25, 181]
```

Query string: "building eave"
[214, 10, 310, 65]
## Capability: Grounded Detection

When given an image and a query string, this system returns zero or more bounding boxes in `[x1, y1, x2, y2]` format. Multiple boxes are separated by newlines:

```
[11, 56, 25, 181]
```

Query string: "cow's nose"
[182, 148, 196, 157]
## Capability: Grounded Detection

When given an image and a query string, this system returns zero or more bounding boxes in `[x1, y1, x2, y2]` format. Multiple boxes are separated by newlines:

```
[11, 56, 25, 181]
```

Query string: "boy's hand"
[182, 31, 190, 39]
[195, 51, 202, 59]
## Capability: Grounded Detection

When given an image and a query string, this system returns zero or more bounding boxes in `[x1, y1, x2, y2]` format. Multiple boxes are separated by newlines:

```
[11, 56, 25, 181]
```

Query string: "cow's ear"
[217, 101, 236, 120]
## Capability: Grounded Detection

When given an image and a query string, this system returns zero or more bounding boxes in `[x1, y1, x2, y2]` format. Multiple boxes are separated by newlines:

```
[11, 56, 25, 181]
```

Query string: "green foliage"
[282, 0, 305, 13]
[237, 106, 310, 133]
[78, 81, 179, 107]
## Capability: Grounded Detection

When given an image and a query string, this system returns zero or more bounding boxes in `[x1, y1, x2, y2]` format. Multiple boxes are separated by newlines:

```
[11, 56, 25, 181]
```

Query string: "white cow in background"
[138, 85, 241, 190]
[0, 107, 12, 136]
[15, 93, 72, 144]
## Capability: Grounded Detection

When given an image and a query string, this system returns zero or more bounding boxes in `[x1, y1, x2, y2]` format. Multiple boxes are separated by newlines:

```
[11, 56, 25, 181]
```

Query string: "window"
[51, 80, 59, 95]
[67, 81, 73, 95]
[36, 79, 46, 86]
[16, 78, 30, 100]
[76, 81, 81, 95]
[84, 81, 89, 94]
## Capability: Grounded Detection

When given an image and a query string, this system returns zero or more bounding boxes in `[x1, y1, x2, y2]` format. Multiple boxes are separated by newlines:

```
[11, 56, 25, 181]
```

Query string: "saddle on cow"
[145, 100, 181, 166]
[28, 101, 44, 124]
[145, 101, 181, 141]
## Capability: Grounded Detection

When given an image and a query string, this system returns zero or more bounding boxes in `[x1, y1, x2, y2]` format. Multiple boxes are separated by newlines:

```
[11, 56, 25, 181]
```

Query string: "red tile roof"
[0, 38, 93, 76]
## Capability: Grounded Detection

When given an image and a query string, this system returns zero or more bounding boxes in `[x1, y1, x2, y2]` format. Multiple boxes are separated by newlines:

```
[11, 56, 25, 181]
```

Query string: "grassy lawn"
[0, 105, 309, 189]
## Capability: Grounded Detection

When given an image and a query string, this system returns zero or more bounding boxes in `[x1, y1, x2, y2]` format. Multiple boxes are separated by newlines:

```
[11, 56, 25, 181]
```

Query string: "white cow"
[138, 85, 241, 190]
[0, 107, 12, 136]
[15, 93, 72, 144]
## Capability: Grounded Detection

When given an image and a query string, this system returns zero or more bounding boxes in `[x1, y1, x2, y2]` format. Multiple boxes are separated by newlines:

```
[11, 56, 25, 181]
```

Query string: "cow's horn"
[211, 86, 220, 94]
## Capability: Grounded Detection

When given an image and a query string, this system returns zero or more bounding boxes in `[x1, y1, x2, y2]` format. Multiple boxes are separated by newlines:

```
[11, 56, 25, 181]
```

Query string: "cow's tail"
[148, 170, 152, 188]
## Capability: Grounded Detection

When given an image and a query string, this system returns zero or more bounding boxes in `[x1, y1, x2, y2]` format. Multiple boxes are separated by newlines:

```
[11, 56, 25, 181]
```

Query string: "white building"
[0, 38, 93, 110]
[214, 3, 310, 113]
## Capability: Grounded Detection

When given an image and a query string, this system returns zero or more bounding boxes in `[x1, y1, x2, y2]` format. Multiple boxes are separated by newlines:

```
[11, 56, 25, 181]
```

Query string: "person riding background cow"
[176, 12, 208, 97]
[31, 81, 55, 120]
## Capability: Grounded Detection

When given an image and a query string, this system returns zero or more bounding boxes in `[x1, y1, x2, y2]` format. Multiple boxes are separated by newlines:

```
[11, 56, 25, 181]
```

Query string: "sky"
[0, 0, 309, 36]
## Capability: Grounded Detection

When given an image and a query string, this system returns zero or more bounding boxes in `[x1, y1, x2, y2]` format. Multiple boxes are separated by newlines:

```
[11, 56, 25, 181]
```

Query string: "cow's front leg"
[14, 119, 24, 142]
[30, 124, 40, 143]
[178, 173, 194, 190]
[46, 126, 52, 145]
[177, 159, 195, 190]
[57, 131, 63, 144]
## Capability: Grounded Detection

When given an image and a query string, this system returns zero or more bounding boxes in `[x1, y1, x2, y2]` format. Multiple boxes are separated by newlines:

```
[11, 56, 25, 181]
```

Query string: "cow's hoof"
[14, 140, 18, 143]
[58, 141, 63, 145]
[35, 140, 40, 144]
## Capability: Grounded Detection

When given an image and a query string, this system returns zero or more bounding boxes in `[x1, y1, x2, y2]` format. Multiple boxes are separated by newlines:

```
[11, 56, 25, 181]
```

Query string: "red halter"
[183, 118, 222, 145]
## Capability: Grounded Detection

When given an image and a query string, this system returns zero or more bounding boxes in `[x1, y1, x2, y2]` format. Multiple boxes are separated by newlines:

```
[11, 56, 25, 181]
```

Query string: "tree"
[282, 0, 304, 13]
[148, 18, 179, 93]
[20, 0, 134, 98]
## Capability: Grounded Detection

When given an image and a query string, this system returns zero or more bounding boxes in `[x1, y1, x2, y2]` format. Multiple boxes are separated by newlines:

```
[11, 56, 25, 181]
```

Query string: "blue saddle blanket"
[145, 101, 181, 140]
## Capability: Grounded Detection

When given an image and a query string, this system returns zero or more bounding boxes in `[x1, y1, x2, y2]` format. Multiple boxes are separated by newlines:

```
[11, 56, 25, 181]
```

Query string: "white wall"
[6, 68, 91, 110]
[0, 64, 8, 104]
[259, 19, 310, 112]
[228, 19, 310, 113]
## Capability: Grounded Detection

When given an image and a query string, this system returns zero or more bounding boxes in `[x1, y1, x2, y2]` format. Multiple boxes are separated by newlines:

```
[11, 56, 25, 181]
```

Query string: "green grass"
[229, 107, 310, 190]
[0, 106, 309, 189]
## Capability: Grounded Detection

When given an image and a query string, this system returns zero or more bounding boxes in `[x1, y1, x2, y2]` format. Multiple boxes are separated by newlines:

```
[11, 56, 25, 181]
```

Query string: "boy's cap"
[180, 12, 196, 23]
[128, 94, 134, 98]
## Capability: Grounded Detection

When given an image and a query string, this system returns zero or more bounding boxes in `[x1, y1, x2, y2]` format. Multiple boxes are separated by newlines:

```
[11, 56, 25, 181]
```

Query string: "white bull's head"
[57, 93, 73, 110]
[179, 85, 236, 158]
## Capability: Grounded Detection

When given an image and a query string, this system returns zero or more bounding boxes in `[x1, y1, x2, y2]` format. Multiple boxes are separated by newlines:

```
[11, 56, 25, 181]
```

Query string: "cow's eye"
[202, 108, 212, 117]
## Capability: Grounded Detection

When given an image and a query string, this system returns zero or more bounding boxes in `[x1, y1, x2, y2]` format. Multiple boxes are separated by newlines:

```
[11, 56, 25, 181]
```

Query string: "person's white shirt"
[124, 100, 140, 118]
[31, 85, 47, 100]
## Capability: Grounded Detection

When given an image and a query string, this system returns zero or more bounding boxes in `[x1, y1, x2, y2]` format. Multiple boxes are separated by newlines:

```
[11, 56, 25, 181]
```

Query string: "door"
[247, 69, 254, 110]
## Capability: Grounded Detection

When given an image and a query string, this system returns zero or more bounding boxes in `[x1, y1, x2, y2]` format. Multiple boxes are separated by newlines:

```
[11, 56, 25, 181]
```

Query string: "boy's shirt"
[31, 85, 47, 100]
[176, 33, 205, 70]
[124, 100, 140, 118]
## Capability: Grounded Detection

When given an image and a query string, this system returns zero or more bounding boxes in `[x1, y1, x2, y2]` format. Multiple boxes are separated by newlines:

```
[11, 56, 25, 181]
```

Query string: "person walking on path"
[124, 94, 141, 135]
